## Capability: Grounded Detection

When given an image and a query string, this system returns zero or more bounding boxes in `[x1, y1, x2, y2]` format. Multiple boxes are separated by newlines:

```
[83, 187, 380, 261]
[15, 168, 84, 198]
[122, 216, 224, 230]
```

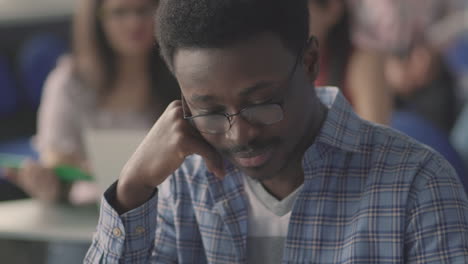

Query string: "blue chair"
[391, 111, 468, 193]
[0, 56, 18, 116]
[18, 33, 68, 109]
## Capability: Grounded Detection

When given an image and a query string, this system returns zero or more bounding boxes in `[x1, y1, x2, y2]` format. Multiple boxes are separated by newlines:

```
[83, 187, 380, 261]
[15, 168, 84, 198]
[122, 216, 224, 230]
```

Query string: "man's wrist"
[115, 179, 155, 214]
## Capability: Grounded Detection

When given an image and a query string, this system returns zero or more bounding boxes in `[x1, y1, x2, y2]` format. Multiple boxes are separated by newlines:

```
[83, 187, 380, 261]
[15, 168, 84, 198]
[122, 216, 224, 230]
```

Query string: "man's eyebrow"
[190, 80, 280, 103]
[238, 81, 278, 97]
[190, 94, 217, 103]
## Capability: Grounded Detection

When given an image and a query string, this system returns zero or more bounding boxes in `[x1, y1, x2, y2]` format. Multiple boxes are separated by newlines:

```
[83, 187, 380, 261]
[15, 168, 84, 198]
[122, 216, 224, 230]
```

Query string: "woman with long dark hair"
[5, 0, 178, 204]
[308, 0, 352, 99]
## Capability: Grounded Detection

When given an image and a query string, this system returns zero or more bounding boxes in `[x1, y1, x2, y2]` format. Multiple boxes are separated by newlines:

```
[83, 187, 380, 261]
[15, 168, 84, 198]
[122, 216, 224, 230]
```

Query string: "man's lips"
[232, 148, 273, 168]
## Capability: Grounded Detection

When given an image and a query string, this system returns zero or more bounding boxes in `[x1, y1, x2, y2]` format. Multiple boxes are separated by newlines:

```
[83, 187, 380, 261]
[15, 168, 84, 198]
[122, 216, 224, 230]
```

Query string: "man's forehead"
[173, 34, 298, 104]
[185, 80, 280, 104]
[172, 34, 295, 79]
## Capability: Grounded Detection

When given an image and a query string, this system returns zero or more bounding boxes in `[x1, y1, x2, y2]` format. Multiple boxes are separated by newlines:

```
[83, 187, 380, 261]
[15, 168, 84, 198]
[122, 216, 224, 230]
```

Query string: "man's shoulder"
[356, 119, 455, 177]
[315, 87, 437, 165]
[359, 119, 432, 155]
[317, 117, 461, 200]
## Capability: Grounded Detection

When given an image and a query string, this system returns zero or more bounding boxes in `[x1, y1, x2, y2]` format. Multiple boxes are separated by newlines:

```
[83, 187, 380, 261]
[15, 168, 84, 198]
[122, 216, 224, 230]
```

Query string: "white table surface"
[0, 199, 99, 243]
[0, 0, 75, 25]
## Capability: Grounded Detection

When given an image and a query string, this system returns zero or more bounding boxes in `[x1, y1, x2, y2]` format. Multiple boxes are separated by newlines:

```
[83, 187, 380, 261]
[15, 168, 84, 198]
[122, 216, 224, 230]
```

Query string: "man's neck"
[260, 161, 304, 200]
[259, 100, 328, 200]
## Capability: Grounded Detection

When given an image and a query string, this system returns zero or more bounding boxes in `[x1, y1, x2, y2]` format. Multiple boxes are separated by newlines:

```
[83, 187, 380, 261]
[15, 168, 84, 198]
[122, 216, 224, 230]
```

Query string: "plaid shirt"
[85, 87, 468, 264]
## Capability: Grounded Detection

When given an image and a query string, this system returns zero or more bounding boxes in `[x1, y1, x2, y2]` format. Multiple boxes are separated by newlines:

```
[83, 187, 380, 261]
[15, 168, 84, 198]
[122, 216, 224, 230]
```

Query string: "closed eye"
[192, 107, 226, 116]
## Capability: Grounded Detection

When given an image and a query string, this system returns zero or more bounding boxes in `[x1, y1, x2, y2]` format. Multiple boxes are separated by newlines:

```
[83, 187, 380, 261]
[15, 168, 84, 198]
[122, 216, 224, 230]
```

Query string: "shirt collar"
[301, 87, 364, 170]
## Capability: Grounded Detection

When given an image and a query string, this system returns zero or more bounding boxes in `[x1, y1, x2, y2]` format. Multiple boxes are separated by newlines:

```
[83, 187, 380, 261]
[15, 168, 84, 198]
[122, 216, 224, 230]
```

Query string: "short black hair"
[156, 0, 310, 71]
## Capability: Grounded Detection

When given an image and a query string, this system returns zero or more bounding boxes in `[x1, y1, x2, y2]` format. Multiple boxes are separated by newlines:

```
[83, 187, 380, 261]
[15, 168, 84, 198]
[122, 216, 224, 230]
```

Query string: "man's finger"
[189, 140, 225, 179]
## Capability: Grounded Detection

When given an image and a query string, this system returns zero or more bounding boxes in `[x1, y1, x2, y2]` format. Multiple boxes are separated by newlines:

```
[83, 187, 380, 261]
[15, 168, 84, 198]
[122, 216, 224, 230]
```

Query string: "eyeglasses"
[182, 53, 301, 135]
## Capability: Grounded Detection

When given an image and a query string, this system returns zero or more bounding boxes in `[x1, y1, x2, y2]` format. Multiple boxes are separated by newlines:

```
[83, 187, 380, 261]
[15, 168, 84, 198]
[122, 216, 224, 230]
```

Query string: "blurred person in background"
[308, 0, 352, 99]
[310, 0, 468, 187]
[2, 0, 178, 263]
[3, 0, 178, 206]
[347, 0, 468, 188]
[383, 29, 457, 134]
[346, 0, 467, 126]
[309, 0, 458, 130]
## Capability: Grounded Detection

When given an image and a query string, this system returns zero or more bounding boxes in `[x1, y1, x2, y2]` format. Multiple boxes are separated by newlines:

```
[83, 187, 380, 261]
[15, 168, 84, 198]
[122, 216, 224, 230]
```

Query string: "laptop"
[84, 129, 148, 196]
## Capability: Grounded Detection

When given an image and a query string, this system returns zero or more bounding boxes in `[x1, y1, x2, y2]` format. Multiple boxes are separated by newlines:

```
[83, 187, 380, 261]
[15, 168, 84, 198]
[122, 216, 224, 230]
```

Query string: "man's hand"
[116, 100, 225, 213]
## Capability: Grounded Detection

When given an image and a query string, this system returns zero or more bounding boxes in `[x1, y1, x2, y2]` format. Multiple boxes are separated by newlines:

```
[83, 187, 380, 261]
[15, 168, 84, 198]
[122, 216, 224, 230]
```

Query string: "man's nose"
[225, 115, 261, 146]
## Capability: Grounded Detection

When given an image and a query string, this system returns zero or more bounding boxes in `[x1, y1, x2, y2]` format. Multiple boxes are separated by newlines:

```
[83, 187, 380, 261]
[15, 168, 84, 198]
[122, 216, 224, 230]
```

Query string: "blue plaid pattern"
[85, 87, 468, 263]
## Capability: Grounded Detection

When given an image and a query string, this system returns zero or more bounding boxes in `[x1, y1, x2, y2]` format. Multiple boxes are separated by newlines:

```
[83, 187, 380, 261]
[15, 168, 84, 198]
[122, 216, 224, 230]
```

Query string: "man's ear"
[181, 95, 193, 117]
[303, 36, 320, 82]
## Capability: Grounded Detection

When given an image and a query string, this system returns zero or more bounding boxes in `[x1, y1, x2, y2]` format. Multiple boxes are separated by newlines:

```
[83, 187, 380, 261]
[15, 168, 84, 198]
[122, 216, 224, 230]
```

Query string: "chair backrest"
[18, 33, 68, 109]
[0, 56, 18, 116]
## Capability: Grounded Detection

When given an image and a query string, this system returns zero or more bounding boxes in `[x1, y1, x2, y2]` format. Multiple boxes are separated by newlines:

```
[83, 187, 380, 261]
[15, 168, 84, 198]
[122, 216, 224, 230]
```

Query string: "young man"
[85, 0, 468, 263]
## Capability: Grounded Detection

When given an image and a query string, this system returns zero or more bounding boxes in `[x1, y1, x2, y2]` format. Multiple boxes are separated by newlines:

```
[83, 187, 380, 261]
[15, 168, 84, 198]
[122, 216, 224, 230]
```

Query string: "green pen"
[0, 153, 93, 182]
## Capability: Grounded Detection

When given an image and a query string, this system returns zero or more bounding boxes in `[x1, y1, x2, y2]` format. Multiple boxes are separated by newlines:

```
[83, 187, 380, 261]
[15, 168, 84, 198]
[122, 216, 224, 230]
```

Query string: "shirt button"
[135, 226, 145, 235]
[113, 227, 122, 237]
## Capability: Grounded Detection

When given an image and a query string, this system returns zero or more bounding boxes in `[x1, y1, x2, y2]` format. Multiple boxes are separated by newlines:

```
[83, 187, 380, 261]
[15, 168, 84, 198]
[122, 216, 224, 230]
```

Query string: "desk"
[0, 0, 74, 25]
[0, 199, 98, 243]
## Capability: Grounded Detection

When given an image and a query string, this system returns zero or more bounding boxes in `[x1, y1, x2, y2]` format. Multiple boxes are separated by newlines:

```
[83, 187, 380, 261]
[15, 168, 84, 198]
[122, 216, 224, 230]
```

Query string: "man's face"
[173, 34, 320, 180]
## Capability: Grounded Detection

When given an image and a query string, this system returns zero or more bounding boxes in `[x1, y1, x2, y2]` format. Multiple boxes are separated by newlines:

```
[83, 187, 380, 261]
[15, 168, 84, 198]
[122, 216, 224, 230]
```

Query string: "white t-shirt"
[243, 176, 303, 264]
